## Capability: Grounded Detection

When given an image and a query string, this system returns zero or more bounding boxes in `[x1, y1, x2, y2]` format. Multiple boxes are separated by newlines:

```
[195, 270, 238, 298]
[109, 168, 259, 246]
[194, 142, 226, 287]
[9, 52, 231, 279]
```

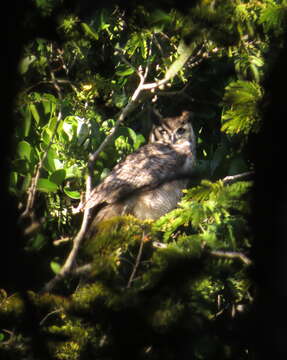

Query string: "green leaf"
[50, 261, 61, 274]
[42, 99, 51, 115]
[77, 121, 90, 146]
[23, 106, 32, 137]
[26, 233, 46, 252]
[100, 9, 110, 30]
[19, 55, 36, 74]
[43, 148, 62, 173]
[249, 63, 260, 83]
[64, 187, 81, 199]
[151, 9, 172, 24]
[37, 178, 58, 193]
[48, 116, 58, 133]
[127, 127, 137, 145]
[10, 171, 18, 187]
[112, 93, 128, 108]
[0, 333, 4, 342]
[43, 93, 57, 115]
[50, 169, 66, 185]
[221, 80, 263, 135]
[250, 55, 264, 67]
[65, 166, 82, 179]
[62, 116, 78, 141]
[21, 174, 31, 192]
[17, 141, 32, 161]
[134, 134, 146, 149]
[81, 22, 99, 40]
[9, 172, 19, 194]
[41, 127, 53, 145]
[29, 104, 40, 124]
[116, 66, 135, 77]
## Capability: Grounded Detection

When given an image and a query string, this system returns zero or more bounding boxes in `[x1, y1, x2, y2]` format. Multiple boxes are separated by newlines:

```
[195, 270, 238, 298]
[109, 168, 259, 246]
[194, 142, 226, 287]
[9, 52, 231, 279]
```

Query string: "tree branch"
[153, 242, 252, 265]
[222, 171, 254, 184]
[127, 233, 145, 288]
[210, 250, 252, 265]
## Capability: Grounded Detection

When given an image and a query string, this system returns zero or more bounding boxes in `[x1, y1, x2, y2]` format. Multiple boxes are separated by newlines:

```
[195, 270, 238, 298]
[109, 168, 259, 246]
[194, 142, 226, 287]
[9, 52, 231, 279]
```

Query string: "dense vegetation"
[1, 0, 286, 359]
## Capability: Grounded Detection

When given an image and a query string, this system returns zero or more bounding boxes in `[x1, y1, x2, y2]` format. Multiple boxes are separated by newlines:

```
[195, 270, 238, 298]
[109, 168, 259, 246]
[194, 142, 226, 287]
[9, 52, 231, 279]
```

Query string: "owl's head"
[149, 110, 195, 148]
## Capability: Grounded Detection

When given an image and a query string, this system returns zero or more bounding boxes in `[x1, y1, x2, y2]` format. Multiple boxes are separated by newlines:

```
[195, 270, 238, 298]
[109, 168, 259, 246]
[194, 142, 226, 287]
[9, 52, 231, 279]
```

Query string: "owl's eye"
[159, 128, 165, 134]
[177, 127, 186, 135]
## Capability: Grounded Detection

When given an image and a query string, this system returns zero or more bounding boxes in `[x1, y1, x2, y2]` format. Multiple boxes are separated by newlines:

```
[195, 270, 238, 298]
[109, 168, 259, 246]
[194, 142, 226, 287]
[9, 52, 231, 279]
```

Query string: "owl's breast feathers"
[82, 142, 195, 211]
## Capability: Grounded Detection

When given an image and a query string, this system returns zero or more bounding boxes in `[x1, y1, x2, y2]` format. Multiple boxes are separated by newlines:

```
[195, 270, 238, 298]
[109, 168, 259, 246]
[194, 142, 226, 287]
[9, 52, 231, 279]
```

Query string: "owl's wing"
[82, 143, 187, 211]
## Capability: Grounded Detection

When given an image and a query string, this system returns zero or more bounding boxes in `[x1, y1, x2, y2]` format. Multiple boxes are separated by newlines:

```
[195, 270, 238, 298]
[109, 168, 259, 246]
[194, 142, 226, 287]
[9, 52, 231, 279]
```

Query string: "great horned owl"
[83, 111, 196, 230]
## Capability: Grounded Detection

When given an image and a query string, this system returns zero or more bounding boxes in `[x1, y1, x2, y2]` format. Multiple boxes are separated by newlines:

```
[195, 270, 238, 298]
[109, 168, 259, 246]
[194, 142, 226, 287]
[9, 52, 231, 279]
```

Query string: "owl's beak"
[171, 133, 176, 144]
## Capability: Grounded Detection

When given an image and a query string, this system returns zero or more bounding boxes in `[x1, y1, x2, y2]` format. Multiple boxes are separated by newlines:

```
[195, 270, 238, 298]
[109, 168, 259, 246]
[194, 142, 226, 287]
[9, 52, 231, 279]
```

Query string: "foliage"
[221, 80, 263, 134]
[153, 179, 251, 247]
[2, 0, 285, 359]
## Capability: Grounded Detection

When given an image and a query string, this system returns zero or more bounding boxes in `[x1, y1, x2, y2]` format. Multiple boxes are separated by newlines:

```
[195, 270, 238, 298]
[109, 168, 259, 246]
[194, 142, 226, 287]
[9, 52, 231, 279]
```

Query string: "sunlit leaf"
[115, 66, 135, 77]
[81, 22, 99, 40]
[50, 169, 66, 185]
[19, 55, 36, 74]
[17, 141, 32, 161]
[134, 134, 146, 150]
[50, 260, 61, 274]
[10, 171, 18, 187]
[23, 106, 32, 137]
[77, 120, 90, 145]
[37, 178, 58, 193]
[63, 116, 77, 141]
[63, 187, 81, 199]
[21, 174, 32, 193]
[29, 104, 40, 124]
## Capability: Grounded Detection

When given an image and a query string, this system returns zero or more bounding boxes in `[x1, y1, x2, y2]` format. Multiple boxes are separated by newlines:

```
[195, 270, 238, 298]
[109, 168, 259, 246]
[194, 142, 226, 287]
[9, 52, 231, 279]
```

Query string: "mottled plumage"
[83, 111, 196, 227]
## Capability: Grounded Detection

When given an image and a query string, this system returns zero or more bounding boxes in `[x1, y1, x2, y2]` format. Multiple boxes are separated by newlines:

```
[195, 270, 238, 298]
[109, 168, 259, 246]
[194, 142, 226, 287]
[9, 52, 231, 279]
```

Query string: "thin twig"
[210, 250, 252, 265]
[153, 242, 251, 265]
[53, 236, 71, 246]
[222, 171, 254, 184]
[39, 308, 62, 326]
[157, 82, 191, 97]
[127, 234, 145, 288]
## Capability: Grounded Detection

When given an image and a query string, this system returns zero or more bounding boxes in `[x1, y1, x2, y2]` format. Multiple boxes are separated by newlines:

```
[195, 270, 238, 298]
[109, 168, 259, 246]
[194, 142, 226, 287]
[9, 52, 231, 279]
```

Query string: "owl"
[82, 110, 196, 232]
